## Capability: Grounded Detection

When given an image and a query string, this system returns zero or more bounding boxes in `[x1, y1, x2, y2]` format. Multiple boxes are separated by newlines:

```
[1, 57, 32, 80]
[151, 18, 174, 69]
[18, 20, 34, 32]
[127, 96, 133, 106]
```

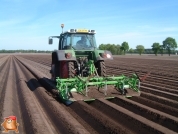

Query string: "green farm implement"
[49, 24, 147, 105]
[56, 71, 141, 105]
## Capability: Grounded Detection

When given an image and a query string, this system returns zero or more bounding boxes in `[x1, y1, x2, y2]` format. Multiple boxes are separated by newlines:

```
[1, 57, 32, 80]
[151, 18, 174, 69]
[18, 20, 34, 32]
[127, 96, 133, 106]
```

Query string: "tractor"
[49, 24, 143, 105]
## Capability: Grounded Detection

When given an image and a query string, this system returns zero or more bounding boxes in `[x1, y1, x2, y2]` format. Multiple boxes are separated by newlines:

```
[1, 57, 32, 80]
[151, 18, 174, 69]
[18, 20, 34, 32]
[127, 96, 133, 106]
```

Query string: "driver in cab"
[76, 36, 88, 49]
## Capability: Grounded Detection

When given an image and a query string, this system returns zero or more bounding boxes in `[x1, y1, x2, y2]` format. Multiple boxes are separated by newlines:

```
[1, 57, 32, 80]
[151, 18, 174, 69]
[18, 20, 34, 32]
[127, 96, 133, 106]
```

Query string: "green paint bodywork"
[63, 49, 104, 62]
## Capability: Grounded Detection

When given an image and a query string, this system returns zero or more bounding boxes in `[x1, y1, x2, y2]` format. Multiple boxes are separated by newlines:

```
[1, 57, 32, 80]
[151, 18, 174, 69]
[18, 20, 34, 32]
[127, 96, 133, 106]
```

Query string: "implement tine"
[86, 73, 95, 82]
[135, 72, 142, 82]
[104, 81, 107, 96]
[85, 84, 88, 96]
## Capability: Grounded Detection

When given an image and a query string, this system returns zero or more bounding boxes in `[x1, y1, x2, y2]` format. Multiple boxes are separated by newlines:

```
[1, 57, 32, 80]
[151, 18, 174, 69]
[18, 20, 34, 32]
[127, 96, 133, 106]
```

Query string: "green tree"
[116, 44, 121, 55]
[129, 48, 134, 54]
[121, 42, 129, 55]
[98, 44, 118, 55]
[110, 44, 117, 54]
[136, 45, 145, 55]
[99, 44, 106, 50]
[120, 46, 124, 55]
[163, 37, 177, 56]
[159, 45, 164, 56]
[152, 43, 160, 56]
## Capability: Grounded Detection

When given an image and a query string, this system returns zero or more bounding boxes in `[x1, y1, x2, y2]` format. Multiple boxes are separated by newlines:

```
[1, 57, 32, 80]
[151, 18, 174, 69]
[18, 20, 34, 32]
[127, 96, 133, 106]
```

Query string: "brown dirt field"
[0, 54, 178, 134]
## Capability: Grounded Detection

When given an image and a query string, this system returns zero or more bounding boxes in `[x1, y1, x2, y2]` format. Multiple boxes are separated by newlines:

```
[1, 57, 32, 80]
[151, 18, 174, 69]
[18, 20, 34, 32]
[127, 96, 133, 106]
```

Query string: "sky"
[0, 0, 178, 50]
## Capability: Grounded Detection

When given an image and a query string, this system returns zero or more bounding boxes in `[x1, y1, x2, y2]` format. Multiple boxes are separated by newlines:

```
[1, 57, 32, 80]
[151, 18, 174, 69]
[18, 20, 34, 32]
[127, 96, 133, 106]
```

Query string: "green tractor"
[49, 24, 143, 105]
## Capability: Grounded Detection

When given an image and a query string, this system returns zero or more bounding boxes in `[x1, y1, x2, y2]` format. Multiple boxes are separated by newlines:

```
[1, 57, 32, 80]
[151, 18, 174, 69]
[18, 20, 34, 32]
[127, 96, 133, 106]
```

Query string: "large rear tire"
[68, 62, 75, 78]
[60, 61, 75, 78]
[97, 61, 106, 76]
[52, 61, 75, 81]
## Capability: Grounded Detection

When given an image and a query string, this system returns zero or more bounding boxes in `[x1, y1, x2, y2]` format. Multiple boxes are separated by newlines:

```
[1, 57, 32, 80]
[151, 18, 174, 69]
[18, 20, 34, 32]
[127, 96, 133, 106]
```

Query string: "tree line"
[99, 37, 177, 56]
[0, 37, 177, 55]
[0, 50, 52, 53]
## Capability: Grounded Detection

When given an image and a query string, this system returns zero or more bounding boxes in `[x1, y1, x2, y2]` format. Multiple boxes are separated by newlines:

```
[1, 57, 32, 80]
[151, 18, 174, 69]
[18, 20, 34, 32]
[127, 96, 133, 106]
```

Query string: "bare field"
[0, 54, 178, 134]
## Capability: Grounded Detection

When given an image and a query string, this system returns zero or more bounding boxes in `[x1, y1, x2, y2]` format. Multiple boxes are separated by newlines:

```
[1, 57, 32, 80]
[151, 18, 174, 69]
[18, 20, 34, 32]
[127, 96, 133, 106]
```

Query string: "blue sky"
[0, 0, 178, 50]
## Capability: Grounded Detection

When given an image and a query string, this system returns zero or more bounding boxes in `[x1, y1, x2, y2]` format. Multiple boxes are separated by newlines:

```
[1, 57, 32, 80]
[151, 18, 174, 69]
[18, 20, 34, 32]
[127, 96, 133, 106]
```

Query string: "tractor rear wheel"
[68, 62, 75, 78]
[60, 61, 75, 78]
[97, 61, 106, 76]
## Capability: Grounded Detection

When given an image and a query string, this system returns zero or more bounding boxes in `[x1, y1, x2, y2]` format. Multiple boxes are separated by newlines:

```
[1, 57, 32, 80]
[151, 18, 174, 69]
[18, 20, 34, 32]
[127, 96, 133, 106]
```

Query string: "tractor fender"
[96, 50, 113, 61]
[52, 50, 77, 62]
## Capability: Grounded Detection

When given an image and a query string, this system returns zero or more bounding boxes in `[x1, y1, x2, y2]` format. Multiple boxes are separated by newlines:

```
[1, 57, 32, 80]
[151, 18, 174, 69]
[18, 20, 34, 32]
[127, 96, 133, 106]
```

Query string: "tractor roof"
[63, 29, 96, 34]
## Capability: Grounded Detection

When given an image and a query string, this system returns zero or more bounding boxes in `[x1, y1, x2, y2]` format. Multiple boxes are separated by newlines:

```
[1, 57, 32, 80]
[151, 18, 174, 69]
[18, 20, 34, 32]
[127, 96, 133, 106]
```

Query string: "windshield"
[63, 33, 97, 50]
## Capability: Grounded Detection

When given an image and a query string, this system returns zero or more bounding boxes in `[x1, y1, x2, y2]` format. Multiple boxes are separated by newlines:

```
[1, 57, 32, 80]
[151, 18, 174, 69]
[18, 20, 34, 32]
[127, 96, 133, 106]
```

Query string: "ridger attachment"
[56, 60, 141, 105]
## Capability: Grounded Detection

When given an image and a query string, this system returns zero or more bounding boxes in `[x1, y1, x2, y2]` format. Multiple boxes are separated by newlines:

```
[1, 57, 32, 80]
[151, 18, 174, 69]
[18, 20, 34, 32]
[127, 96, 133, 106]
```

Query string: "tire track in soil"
[109, 97, 178, 132]
[88, 98, 176, 134]
[1, 56, 25, 133]
[14, 58, 57, 134]
[65, 101, 133, 134]
[0, 57, 11, 131]
[140, 92, 178, 109]
[140, 86, 178, 101]
[130, 96, 178, 117]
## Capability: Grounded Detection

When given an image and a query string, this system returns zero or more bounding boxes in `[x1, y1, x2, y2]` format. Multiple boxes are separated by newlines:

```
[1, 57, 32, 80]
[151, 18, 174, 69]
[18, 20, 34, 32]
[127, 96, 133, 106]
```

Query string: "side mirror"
[49, 38, 53, 44]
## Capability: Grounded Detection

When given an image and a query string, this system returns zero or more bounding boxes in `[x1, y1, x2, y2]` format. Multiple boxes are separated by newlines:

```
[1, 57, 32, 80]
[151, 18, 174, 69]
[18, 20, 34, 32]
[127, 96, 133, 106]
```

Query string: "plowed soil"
[0, 54, 178, 134]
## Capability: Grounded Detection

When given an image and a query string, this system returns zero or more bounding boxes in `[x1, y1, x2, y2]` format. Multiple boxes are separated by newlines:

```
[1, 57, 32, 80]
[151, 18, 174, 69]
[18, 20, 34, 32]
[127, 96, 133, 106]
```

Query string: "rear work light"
[100, 53, 111, 58]
[65, 53, 72, 59]
[106, 53, 111, 58]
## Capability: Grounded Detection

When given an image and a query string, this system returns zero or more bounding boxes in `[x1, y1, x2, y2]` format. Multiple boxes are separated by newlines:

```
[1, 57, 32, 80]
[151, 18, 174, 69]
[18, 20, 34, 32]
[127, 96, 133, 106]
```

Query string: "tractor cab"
[49, 29, 97, 51]
[49, 29, 104, 64]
